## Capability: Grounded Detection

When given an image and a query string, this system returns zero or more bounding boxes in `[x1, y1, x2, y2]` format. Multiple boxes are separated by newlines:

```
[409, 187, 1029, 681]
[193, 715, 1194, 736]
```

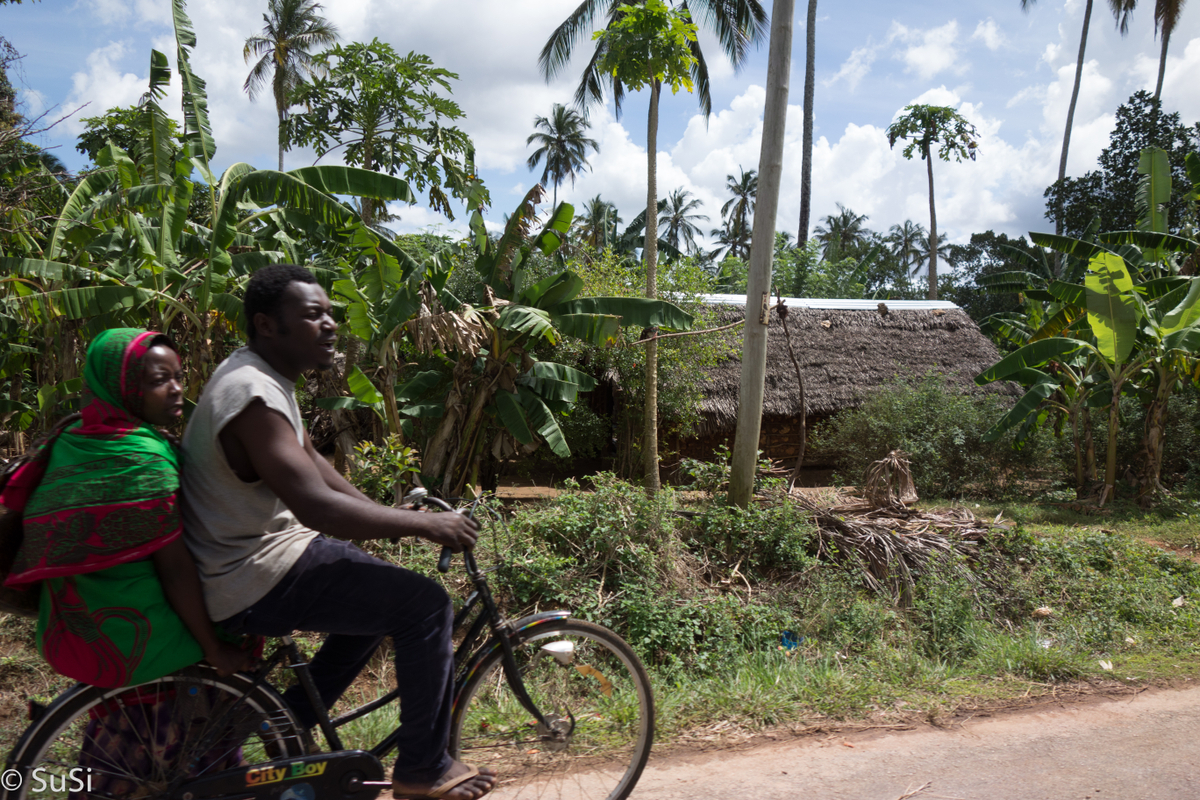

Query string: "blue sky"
[5, 0, 1200, 248]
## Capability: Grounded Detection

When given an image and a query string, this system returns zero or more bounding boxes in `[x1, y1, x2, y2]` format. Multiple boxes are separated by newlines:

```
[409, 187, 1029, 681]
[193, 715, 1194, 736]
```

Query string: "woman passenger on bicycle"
[1, 328, 252, 685]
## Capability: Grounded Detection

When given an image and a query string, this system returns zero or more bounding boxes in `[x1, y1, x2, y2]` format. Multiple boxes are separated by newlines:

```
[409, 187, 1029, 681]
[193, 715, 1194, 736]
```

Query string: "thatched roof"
[698, 302, 1017, 433]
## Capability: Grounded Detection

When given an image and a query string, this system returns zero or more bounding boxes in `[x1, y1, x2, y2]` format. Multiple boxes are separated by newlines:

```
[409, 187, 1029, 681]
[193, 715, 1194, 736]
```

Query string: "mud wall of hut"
[667, 413, 836, 465]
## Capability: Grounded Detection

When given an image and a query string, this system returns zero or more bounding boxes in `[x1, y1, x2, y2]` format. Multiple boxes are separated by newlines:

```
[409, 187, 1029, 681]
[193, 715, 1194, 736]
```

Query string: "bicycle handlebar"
[413, 495, 468, 573]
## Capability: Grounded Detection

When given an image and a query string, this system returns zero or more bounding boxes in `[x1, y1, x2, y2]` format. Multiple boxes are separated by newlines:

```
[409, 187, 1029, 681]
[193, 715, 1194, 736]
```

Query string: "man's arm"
[220, 399, 477, 548]
[152, 538, 255, 676]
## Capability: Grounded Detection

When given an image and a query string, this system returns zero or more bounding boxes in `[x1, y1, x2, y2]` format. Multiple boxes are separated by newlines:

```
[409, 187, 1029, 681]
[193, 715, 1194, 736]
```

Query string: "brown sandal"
[393, 764, 493, 800]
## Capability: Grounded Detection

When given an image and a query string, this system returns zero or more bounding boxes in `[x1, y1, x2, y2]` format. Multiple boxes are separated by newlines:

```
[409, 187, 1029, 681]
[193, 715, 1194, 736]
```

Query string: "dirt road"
[633, 687, 1200, 799]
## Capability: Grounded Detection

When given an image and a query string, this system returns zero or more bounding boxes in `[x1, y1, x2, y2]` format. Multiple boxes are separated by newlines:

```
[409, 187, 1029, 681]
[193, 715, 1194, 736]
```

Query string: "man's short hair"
[244, 264, 318, 340]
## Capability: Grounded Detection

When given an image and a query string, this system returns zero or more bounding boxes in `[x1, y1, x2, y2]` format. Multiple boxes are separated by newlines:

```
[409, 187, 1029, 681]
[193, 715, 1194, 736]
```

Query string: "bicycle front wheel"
[450, 618, 654, 800]
[2, 665, 305, 800]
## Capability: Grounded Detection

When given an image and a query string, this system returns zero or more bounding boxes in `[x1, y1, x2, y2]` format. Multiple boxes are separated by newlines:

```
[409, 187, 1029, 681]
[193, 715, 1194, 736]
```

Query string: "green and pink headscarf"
[2, 328, 182, 585]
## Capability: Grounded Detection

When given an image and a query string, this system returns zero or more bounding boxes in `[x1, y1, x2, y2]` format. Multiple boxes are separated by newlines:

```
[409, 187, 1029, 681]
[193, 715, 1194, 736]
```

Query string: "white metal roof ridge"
[699, 294, 962, 310]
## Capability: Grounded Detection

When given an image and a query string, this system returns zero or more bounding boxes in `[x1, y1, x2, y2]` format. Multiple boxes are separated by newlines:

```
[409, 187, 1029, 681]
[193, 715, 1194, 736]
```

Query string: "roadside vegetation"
[8, 469, 1200, 748]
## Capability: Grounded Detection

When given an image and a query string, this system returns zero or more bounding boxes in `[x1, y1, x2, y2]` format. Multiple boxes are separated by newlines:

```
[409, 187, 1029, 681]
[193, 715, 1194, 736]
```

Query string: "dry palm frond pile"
[790, 451, 1004, 605]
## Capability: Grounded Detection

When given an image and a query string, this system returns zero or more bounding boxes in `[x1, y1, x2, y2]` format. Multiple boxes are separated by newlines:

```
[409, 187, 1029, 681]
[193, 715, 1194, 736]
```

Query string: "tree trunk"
[796, 0, 817, 260]
[1055, 0, 1093, 270]
[1070, 407, 1084, 493]
[1099, 383, 1121, 507]
[781, 308, 807, 491]
[643, 80, 661, 494]
[730, 0, 795, 508]
[1082, 406, 1097, 485]
[925, 142, 938, 301]
[1153, 28, 1170, 140]
[361, 137, 376, 228]
[1136, 366, 1173, 506]
[275, 61, 287, 173]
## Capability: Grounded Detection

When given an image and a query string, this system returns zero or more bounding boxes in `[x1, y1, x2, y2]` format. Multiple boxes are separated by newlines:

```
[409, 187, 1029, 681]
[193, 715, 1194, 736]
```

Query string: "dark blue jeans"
[219, 535, 453, 783]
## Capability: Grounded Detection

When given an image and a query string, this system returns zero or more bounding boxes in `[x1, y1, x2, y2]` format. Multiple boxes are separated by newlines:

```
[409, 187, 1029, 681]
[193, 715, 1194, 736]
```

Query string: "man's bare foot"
[392, 759, 498, 800]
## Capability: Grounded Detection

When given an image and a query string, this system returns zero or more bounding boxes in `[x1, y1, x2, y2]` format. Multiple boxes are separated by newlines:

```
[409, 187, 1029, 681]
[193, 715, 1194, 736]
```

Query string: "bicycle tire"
[450, 618, 654, 800]
[2, 665, 305, 800]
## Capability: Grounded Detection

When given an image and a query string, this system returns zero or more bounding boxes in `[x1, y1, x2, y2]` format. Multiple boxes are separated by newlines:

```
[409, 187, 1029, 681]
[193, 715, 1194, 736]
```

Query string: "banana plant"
[417, 185, 694, 497]
[0, 0, 420, 431]
[979, 249, 1199, 505]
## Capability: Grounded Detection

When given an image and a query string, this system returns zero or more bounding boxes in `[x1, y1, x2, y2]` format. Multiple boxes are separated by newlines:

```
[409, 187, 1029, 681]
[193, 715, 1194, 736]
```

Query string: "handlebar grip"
[416, 497, 467, 573]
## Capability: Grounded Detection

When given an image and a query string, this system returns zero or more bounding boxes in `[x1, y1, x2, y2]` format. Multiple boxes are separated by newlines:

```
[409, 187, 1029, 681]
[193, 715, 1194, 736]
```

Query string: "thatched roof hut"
[689, 296, 1016, 454]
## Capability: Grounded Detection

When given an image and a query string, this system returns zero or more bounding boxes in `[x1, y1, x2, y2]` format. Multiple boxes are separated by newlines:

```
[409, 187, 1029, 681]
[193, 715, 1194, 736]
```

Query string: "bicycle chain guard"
[170, 750, 384, 800]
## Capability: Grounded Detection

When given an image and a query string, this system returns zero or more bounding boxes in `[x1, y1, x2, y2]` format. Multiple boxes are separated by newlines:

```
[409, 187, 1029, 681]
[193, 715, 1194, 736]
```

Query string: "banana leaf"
[288, 166, 415, 205]
[1100, 230, 1197, 253]
[981, 379, 1058, 443]
[347, 365, 384, 405]
[528, 361, 598, 390]
[976, 337, 1090, 384]
[1028, 306, 1083, 343]
[494, 390, 534, 446]
[1161, 278, 1200, 334]
[1136, 146, 1171, 233]
[518, 386, 569, 458]
[1029, 232, 1112, 260]
[548, 296, 693, 331]
[497, 305, 558, 343]
[395, 371, 444, 402]
[1085, 252, 1139, 364]
[551, 312, 622, 346]
[522, 270, 584, 309]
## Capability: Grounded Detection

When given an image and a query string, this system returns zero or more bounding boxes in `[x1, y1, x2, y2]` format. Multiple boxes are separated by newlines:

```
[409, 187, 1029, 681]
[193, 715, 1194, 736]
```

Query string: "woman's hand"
[204, 641, 256, 676]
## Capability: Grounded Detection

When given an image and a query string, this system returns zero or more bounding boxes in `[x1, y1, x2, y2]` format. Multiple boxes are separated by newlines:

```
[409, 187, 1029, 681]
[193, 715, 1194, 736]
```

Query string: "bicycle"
[2, 493, 654, 800]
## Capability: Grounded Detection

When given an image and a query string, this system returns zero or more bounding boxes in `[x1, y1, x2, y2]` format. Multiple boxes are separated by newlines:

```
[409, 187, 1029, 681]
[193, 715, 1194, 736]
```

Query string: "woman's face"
[140, 345, 185, 426]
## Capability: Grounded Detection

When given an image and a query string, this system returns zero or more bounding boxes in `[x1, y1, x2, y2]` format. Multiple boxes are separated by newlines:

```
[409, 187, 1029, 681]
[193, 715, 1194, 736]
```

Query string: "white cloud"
[893, 20, 963, 80]
[972, 18, 1005, 51]
[826, 44, 881, 91]
[18, 88, 47, 118]
[62, 42, 149, 134]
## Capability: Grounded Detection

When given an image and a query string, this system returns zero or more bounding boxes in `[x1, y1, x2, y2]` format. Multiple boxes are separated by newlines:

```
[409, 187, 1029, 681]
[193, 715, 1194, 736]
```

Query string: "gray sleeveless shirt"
[181, 347, 319, 621]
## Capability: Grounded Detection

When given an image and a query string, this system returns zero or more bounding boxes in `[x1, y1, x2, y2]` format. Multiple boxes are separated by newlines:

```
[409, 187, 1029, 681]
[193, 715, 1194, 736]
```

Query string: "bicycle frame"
[196, 521, 567, 771]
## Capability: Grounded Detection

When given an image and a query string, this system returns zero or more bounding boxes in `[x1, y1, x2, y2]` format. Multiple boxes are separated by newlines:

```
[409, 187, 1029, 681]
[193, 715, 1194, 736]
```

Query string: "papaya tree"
[885, 104, 979, 300]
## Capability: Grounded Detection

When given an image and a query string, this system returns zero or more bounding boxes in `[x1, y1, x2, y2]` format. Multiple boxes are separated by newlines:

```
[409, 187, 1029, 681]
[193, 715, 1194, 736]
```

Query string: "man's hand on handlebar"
[414, 509, 480, 552]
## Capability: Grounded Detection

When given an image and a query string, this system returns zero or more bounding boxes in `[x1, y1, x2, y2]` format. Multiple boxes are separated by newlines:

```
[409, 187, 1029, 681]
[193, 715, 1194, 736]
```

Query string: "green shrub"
[350, 435, 422, 504]
[689, 501, 818, 574]
[909, 560, 985, 663]
[810, 373, 1067, 498]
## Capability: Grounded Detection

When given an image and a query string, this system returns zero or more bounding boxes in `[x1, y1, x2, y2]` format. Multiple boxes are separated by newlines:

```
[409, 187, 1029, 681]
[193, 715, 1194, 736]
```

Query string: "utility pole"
[729, 0, 795, 508]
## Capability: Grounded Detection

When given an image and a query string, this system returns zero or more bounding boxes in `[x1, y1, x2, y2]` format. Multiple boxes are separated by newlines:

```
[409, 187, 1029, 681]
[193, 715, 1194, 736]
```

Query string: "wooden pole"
[729, 0, 795, 508]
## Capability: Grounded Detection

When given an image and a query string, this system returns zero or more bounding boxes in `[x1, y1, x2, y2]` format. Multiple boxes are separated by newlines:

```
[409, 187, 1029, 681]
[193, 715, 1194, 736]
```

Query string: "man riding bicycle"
[181, 264, 496, 800]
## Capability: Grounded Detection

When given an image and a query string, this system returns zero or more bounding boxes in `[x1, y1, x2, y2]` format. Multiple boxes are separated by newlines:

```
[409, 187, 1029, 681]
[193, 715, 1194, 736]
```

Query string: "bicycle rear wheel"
[450, 619, 654, 800]
[2, 665, 305, 800]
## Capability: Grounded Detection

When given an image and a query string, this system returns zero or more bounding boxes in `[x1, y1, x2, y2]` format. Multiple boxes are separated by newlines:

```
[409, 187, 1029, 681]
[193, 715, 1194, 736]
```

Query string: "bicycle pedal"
[28, 699, 46, 722]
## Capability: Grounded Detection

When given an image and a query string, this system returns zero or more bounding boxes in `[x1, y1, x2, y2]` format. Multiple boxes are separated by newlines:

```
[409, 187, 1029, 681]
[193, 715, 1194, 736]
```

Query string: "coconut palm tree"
[526, 103, 600, 208]
[797, 0, 817, 254]
[540, 0, 768, 493]
[243, 0, 338, 171]
[658, 187, 708, 254]
[1153, 0, 1188, 133]
[720, 167, 757, 259]
[813, 203, 870, 261]
[575, 194, 622, 251]
[912, 232, 953, 279]
[885, 220, 927, 272]
[1021, 0, 1138, 252]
